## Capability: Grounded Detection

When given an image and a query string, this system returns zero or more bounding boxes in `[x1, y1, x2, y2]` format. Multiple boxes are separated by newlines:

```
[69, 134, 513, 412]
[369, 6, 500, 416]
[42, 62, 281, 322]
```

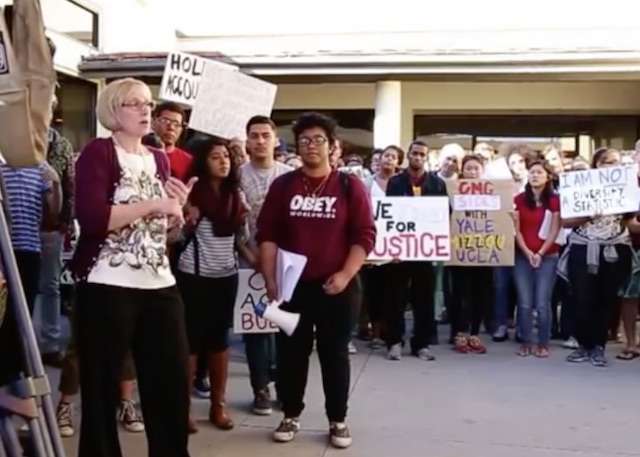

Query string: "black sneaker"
[567, 347, 590, 363]
[329, 422, 353, 448]
[272, 418, 300, 443]
[253, 388, 273, 416]
[590, 346, 608, 367]
[193, 377, 210, 399]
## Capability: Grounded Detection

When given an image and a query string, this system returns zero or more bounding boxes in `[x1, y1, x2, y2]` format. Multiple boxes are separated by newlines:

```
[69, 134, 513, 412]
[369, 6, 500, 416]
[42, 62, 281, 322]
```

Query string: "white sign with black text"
[233, 269, 279, 334]
[158, 52, 238, 107]
[558, 165, 639, 218]
[189, 63, 277, 140]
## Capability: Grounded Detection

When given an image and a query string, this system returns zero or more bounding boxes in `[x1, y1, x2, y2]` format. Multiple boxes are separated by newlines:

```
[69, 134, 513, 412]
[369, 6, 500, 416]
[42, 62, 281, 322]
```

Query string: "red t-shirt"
[514, 192, 561, 255]
[255, 170, 376, 281]
[167, 147, 193, 182]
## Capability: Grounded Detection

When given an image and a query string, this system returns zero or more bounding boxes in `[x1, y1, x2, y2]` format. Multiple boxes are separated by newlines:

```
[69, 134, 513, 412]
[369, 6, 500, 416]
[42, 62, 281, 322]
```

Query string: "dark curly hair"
[292, 112, 338, 144]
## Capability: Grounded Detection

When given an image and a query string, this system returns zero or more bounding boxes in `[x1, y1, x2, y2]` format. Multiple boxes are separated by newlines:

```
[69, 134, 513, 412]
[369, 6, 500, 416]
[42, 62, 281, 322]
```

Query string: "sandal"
[516, 345, 531, 357]
[453, 334, 469, 353]
[468, 336, 487, 354]
[535, 346, 550, 358]
[615, 349, 640, 360]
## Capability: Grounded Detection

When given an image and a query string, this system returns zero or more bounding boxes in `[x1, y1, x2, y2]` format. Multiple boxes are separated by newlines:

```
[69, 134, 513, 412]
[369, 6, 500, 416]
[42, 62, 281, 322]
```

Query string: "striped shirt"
[178, 218, 249, 278]
[2, 164, 50, 252]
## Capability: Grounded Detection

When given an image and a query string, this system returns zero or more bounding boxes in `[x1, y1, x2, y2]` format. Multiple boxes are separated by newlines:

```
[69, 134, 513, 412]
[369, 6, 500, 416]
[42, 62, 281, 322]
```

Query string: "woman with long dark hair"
[176, 136, 251, 432]
[559, 147, 640, 367]
[513, 160, 561, 357]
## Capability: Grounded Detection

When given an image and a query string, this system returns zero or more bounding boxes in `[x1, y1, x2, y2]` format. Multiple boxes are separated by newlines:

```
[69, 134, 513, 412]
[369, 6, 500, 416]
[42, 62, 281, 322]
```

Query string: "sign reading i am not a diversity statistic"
[446, 179, 515, 267]
[368, 197, 451, 262]
[558, 165, 639, 218]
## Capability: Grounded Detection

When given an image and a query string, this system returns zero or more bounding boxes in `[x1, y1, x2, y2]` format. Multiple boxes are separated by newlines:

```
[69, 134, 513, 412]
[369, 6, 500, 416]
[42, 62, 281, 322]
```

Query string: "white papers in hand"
[276, 249, 307, 303]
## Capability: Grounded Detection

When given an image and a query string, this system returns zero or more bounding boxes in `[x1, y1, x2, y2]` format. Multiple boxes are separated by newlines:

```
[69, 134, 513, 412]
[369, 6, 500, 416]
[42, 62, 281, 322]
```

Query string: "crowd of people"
[0, 76, 639, 457]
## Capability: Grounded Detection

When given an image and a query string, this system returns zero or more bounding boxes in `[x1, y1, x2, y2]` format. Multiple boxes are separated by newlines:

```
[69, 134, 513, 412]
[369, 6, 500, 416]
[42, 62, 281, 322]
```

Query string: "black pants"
[277, 278, 353, 422]
[177, 272, 238, 353]
[568, 244, 631, 350]
[363, 264, 392, 324]
[385, 261, 436, 351]
[0, 250, 41, 386]
[75, 282, 190, 457]
[449, 266, 494, 336]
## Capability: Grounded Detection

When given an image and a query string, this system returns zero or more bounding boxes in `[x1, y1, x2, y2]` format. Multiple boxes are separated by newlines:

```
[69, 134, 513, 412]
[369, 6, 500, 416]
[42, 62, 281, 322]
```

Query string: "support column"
[373, 81, 402, 149]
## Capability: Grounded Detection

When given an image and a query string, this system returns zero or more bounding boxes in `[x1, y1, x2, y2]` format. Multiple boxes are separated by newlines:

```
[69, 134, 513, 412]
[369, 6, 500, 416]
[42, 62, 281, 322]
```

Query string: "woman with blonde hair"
[71, 78, 195, 457]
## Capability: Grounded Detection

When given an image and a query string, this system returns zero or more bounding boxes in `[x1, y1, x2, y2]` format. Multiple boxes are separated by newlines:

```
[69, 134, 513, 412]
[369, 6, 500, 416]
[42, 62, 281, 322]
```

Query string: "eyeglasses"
[121, 100, 156, 111]
[156, 117, 185, 129]
[298, 136, 328, 147]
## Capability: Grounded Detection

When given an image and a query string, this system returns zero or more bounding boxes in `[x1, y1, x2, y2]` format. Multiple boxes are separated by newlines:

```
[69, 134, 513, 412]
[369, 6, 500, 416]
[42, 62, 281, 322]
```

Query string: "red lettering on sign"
[458, 181, 494, 195]
[242, 313, 254, 330]
[241, 312, 279, 332]
[372, 233, 449, 259]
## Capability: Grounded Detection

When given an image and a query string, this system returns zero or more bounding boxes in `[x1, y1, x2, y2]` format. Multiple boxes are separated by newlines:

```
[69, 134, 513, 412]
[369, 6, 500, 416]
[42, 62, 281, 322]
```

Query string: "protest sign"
[369, 197, 450, 262]
[233, 269, 279, 334]
[158, 52, 238, 106]
[446, 179, 514, 266]
[558, 165, 639, 218]
[189, 63, 277, 140]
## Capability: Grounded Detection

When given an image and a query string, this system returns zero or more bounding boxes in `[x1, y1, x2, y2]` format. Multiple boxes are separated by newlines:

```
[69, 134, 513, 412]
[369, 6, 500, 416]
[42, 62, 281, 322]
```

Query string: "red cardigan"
[70, 137, 169, 281]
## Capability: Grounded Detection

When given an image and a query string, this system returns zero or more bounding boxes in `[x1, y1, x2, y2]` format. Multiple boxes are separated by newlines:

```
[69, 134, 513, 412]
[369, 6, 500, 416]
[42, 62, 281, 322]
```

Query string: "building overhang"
[77, 48, 640, 82]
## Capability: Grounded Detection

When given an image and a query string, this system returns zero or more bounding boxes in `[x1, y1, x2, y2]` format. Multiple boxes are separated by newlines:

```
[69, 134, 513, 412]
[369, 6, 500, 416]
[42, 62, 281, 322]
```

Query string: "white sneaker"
[348, 341, 357, 354]
[118, 399, 145, 433]
[329, 422, 353, 448]
[387, 343, 402, 361]
[273, 418, 300, 443]
[56, 402, 75, 438]
[563, 337, 579, 349]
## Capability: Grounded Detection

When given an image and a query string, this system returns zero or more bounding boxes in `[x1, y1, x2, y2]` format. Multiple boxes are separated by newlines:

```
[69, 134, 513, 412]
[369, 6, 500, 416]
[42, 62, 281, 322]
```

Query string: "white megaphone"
[253, 300, 300, 336]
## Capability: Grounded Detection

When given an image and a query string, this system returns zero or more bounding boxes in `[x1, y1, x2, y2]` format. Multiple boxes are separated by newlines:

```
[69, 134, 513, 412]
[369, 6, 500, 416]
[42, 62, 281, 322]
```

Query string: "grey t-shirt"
[238, 161, 293, 267]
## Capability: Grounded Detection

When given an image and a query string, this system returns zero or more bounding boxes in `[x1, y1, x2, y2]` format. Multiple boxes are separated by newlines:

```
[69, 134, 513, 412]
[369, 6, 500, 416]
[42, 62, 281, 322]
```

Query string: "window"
[41, 0, 98, 47]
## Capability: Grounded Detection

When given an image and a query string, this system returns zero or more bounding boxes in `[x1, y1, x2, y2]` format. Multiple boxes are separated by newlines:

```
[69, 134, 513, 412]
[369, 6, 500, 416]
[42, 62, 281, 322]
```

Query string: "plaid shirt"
[44, 128, 75, 230]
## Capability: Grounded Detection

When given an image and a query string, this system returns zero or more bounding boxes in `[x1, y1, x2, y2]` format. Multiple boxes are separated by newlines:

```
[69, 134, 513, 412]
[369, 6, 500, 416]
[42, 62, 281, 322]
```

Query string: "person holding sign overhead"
[558, 147, 640, 368]
[256, 112, 376, 449]
[513, 160, 561, 358]
[384, 140, 448, 362]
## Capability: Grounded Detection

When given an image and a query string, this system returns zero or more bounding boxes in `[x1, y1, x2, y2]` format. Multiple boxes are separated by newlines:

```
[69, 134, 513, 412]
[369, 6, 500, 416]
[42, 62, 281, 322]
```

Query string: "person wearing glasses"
[71, 78, 194, 457]
[152, 102, 193, 182]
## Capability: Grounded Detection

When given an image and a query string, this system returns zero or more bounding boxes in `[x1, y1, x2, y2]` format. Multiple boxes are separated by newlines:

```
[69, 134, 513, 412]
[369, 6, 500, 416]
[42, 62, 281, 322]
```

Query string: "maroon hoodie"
[256, 169, 376, 281]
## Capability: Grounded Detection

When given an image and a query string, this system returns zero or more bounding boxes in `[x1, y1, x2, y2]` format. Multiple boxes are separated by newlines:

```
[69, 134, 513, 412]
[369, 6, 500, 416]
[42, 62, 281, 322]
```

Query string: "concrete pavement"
[42, 333, 640, 457]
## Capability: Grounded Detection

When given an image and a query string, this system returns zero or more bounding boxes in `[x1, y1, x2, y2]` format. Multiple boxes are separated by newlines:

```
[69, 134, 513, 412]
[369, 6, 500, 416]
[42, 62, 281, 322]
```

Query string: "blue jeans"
[513, 252, 559, 345]
[36, 231, 63, 353]
[494, 266, 514, 328]
[244, 333, 277, 395]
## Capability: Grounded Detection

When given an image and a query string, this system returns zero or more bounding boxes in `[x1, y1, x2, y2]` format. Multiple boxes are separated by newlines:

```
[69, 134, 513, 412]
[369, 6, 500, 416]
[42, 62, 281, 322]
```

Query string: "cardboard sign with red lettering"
[446, 179, 515, 267]
[369, 197, 451, 262]
[233, 269, 279, 334]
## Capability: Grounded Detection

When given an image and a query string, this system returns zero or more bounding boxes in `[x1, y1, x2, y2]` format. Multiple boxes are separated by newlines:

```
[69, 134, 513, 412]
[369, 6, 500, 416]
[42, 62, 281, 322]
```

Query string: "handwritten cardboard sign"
[369, 196, 451, 262]
[558, 165, 639, 218]
[159, 52, 238, 107]
[446, 180, 514, 267]
[189, 63, 277, 140]
[233, 269, 279, 334]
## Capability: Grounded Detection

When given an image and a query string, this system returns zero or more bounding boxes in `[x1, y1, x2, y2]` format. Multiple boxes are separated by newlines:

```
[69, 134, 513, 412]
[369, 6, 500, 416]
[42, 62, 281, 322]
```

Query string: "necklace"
[303, 173, 331, 197]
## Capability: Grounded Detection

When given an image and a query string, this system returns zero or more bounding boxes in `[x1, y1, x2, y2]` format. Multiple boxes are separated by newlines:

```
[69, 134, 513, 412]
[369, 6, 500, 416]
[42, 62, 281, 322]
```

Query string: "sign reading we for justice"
[446, 180, 515, 266]
[558, 165, 639, 218]
[233, 270, 279, 334]
[369, 197, 451, 261]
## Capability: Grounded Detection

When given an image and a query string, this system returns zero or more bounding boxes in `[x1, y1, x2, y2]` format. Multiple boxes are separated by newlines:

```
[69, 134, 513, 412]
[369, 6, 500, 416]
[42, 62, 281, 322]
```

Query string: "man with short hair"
[385, 140, 447, 361]
[240, 115, 293, 416]
[152, 101, 192, 181]
[256, 112, 376, 448]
